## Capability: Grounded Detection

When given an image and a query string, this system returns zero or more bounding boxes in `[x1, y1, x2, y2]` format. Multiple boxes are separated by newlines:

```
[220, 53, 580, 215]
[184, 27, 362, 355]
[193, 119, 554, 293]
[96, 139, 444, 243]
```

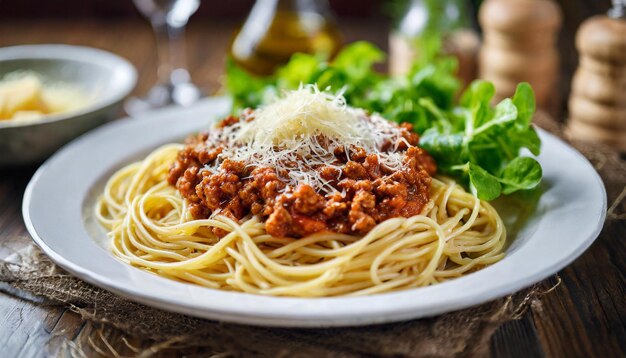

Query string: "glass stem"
[151, 20, 190, 87]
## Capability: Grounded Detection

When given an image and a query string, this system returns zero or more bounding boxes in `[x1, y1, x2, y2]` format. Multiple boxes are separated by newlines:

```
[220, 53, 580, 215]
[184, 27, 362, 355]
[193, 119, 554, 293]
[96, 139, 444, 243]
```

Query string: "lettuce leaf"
[419, 82, 541, 199]
[226, 41, 458, 116]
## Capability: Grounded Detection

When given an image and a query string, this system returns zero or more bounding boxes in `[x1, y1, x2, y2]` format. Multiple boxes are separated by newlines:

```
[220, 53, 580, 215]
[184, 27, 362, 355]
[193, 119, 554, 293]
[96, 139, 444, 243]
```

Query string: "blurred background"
[0, 0, 616, 118]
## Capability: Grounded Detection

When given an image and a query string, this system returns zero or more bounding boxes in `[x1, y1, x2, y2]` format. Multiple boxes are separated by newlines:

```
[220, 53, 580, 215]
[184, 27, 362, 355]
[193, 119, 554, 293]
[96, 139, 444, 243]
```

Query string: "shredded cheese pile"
[204, 85, 411, 194]
[236, 87, 365, 146]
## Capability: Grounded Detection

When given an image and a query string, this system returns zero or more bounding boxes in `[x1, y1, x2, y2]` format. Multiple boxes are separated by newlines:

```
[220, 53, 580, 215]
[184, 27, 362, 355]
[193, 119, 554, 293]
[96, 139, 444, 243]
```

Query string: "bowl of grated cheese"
[0, 44, 136, 166]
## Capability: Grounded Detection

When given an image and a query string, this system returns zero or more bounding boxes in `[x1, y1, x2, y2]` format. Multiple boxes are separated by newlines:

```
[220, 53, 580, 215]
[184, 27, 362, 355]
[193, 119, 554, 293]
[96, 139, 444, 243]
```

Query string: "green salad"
[225, 41, 542, 201]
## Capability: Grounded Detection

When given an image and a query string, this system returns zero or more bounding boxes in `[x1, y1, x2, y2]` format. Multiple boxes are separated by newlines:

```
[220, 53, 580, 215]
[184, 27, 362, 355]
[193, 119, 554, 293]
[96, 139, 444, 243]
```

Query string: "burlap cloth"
[1, 113, 624, 357]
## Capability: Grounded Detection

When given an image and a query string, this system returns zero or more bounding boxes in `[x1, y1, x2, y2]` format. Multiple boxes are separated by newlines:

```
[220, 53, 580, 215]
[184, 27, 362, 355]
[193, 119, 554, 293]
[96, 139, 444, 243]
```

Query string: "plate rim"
[21, 101, 607, 327]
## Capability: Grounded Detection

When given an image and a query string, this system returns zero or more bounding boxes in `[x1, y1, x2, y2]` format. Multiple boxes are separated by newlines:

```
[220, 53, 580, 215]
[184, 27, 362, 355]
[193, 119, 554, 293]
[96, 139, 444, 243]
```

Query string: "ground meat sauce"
[168, 114, 436, 238]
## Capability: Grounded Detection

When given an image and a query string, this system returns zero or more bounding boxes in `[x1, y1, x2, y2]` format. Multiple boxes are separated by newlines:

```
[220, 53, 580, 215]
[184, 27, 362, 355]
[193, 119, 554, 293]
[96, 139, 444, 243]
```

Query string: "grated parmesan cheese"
[204, 85, 412, 195]
[236, 86, 364, 146]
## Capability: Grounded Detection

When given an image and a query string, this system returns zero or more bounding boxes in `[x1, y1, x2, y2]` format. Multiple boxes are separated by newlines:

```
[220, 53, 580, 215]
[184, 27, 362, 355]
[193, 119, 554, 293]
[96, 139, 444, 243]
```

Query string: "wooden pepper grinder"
[478, 0, 562, 109]
[566, 0, 626, 152]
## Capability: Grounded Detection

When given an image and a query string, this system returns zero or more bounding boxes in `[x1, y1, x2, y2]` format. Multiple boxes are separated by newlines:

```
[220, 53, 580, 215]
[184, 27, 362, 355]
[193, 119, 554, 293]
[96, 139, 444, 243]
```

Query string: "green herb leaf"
[225, 58, 272, 110]
[512, 83, 536, 129]
[460, 80, 494, 129]
[419, 129, 464, 167]
[332, 41, 385, 79]
[460, 80, 494, 109]
[508, 125, 541, 156]
[468, 163, 502, 201]
[473, 98, 517, 138]
[276, 53, 323, 89]
[418, 97, 453, 132]
[499, 157, 542, 194]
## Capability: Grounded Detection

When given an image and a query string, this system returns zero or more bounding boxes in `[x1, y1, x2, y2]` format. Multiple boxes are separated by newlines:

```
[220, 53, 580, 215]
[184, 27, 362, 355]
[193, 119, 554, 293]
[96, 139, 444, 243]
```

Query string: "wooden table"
[1, 19, 624, 357]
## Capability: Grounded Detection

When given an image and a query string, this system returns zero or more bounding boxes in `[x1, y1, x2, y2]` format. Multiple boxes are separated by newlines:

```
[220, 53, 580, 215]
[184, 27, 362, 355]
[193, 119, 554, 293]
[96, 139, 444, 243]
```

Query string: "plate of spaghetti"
[23, 86, 606, 327]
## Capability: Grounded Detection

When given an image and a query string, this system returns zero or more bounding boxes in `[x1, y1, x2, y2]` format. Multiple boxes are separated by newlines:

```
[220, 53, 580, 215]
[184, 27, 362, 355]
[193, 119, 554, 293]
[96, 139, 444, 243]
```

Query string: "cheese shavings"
[204, 85, 412, 194]
[236, 86, 365, 146]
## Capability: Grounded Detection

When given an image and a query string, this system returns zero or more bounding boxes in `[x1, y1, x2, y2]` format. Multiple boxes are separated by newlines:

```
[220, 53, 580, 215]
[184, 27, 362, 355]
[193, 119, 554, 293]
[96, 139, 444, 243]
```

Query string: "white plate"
[23, 97, 607, 327]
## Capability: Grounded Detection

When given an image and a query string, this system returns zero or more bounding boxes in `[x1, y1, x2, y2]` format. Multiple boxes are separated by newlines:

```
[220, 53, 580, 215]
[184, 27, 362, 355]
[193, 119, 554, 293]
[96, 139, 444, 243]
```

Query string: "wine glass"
[126, 0, 204, 115]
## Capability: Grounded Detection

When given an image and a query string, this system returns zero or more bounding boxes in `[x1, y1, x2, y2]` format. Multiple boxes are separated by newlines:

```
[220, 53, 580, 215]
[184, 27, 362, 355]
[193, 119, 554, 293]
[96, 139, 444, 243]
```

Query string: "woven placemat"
[1, 112, 624, 357]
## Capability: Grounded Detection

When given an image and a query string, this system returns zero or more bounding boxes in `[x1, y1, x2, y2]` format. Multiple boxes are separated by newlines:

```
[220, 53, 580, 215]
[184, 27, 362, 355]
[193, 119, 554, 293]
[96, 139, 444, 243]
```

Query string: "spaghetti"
[96, 144, 506, 297]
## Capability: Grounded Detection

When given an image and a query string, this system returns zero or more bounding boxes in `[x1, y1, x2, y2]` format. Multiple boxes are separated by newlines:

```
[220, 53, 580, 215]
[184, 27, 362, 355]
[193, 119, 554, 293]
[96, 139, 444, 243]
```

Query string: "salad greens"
[227, 41, 458, 117]
[225, 41, 542, 201]
[419, 82, 541, 200]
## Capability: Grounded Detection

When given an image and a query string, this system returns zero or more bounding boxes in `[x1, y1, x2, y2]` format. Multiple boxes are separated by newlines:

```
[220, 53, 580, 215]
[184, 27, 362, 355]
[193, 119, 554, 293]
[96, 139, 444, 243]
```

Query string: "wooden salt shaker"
[478, 0, 562, 109]
[567, 0, 626, 152]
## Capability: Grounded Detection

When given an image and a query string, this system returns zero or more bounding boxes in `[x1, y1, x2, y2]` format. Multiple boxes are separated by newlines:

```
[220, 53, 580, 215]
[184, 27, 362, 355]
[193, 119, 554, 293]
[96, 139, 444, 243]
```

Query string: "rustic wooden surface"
[0, 19, 625, 357]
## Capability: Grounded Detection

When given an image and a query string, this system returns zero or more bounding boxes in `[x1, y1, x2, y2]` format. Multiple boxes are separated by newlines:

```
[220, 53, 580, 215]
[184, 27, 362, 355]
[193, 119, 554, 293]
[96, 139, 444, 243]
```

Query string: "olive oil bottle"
[229, 0, 343, 76]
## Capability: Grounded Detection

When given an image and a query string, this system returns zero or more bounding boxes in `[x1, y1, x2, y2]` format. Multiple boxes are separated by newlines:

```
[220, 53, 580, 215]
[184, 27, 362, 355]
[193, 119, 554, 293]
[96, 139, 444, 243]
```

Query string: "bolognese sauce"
[168, 112, 436, 238]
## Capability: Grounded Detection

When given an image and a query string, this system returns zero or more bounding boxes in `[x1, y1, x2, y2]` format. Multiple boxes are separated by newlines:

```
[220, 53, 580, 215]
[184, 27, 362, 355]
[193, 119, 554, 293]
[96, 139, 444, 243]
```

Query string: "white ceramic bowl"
[0, 44, 137, 166]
